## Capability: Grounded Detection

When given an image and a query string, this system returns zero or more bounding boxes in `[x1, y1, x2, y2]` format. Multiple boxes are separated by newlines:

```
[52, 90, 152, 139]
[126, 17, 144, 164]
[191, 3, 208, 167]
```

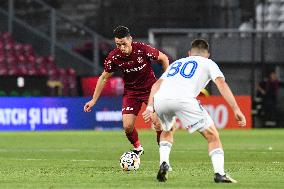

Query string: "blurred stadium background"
[0, 0, 284, 188]
[1, 0, 283, 129]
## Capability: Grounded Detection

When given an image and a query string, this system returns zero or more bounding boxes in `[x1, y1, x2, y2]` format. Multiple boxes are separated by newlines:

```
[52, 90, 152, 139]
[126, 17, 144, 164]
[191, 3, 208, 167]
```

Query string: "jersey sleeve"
[140, 42, 159, 61]
[208, 60, 225, 82]
[104, 54, 117, 73]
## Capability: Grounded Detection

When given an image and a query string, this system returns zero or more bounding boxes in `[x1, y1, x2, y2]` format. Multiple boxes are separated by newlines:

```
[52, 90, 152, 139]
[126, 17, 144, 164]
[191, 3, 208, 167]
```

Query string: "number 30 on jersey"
[167, 61, 198, 78]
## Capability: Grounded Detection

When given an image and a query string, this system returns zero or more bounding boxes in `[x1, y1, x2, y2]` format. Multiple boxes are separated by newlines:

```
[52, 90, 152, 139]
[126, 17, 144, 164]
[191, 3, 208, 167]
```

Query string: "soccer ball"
[119, 151, 140, 171]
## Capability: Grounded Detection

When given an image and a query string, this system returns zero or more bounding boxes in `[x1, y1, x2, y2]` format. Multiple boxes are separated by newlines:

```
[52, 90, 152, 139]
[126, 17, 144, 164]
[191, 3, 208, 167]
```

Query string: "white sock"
[209, 148, 225, 176]
[134, 145, 143, 151]
[159, 141, 172, 165]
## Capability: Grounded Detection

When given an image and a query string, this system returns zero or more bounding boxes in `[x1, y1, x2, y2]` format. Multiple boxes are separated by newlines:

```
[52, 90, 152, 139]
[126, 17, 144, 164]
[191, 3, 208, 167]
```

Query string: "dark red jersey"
[104, 42, 159, 97]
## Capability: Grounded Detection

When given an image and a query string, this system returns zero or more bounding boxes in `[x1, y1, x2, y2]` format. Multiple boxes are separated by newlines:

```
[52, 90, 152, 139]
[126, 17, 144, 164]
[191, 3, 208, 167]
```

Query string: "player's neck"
[190, 53, 207, 58]
[189, 50, 209, 58]
[190, 54, 203, 57]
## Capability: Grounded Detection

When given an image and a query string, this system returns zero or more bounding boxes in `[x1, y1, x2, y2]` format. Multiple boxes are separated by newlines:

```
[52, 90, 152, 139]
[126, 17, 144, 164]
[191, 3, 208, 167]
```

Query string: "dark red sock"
[125, 127, 141, 148]
[156, 130, 162, 145]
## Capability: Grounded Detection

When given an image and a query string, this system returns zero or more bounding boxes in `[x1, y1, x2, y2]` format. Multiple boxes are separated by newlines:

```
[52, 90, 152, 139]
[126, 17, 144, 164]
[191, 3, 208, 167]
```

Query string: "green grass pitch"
[0, 129, 283, 189]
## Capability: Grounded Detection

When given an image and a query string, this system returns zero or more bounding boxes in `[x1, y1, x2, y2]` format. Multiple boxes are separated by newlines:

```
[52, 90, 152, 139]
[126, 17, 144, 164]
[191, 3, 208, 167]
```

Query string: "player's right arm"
[214, 77, 246, 127]
[84, 71, 113, 112]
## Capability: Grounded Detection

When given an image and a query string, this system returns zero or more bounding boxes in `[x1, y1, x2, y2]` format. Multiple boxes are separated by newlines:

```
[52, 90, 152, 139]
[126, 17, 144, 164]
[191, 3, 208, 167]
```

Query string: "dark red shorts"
[122, 95, 149, 115]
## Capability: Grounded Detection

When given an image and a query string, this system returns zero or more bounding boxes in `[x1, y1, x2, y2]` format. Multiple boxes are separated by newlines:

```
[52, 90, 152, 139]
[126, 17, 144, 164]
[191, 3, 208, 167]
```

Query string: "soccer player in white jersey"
[142, 39, 246, 183]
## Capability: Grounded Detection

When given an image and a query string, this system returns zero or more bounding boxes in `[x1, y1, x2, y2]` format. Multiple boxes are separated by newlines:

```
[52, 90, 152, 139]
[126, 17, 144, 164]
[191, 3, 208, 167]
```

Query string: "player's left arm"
[157, 51, 169, 71]
[142, 79, 163, 123]
[215, 77, 246, 127]
[142, 42, 169, 71]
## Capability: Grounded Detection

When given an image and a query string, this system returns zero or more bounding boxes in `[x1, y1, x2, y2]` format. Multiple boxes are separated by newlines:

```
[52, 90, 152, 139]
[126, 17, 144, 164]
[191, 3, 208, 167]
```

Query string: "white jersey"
[155, 56, 224, 99]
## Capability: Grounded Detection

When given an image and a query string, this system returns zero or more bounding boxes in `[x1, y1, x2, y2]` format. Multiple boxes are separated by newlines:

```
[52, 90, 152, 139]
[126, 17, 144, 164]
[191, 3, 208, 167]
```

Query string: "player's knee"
[152, 121, 162, 131]
[206, 131, 220, 143]
[123, 123, 134, 133]
[160, 131, 173, 143]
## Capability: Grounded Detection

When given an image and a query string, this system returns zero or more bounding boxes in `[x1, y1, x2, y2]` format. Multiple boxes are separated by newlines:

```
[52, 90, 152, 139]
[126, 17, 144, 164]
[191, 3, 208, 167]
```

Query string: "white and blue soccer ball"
[119, 151, 140, 171]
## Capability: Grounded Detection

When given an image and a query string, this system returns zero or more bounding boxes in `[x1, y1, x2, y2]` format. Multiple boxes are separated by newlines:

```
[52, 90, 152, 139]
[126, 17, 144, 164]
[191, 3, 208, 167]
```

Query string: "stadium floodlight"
[213, 33, 221, 38]
[80, 30, 86, 35]
[187, 33, 195, 38]
[65, 23, 71, 29]
[200, 33, 209, 38]
[71, 26, 77, 33]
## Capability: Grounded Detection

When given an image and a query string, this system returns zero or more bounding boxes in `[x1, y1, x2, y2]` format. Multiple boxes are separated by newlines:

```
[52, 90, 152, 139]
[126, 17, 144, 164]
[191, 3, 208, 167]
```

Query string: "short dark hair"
[191, 39, 209, 51]
[113, 26, 130, 38]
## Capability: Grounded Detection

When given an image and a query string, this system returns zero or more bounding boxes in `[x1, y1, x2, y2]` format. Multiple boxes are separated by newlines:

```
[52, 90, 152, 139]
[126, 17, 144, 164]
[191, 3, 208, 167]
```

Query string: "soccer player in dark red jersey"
[84, 26, 169, 156]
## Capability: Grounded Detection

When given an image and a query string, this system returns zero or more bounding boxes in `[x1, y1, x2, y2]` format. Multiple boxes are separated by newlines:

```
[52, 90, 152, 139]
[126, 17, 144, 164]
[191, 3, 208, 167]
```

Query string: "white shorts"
[154, 97, 214, 133]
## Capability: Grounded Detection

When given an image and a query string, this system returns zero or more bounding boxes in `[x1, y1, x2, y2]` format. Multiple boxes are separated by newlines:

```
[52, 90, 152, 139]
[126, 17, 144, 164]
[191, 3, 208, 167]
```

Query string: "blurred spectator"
[0, 31, 78, 96]
[257, 71, 284, 127]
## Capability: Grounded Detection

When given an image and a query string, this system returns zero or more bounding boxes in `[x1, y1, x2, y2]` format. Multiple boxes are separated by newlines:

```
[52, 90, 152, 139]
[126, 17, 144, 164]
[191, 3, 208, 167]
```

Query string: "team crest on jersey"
[137, 57, 143, 64]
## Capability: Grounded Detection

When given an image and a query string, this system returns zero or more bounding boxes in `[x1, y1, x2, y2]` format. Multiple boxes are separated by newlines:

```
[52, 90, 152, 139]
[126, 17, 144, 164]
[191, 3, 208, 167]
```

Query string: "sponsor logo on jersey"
[137, 57, 143, 63]
[124, 63, 146, 73]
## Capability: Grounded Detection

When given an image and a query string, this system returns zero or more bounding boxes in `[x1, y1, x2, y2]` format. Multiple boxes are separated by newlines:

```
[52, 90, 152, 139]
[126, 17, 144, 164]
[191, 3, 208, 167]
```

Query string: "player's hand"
[84, 99, 96, 112]
[234, 109, 246, 127]
[142, 106, 154, 123]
